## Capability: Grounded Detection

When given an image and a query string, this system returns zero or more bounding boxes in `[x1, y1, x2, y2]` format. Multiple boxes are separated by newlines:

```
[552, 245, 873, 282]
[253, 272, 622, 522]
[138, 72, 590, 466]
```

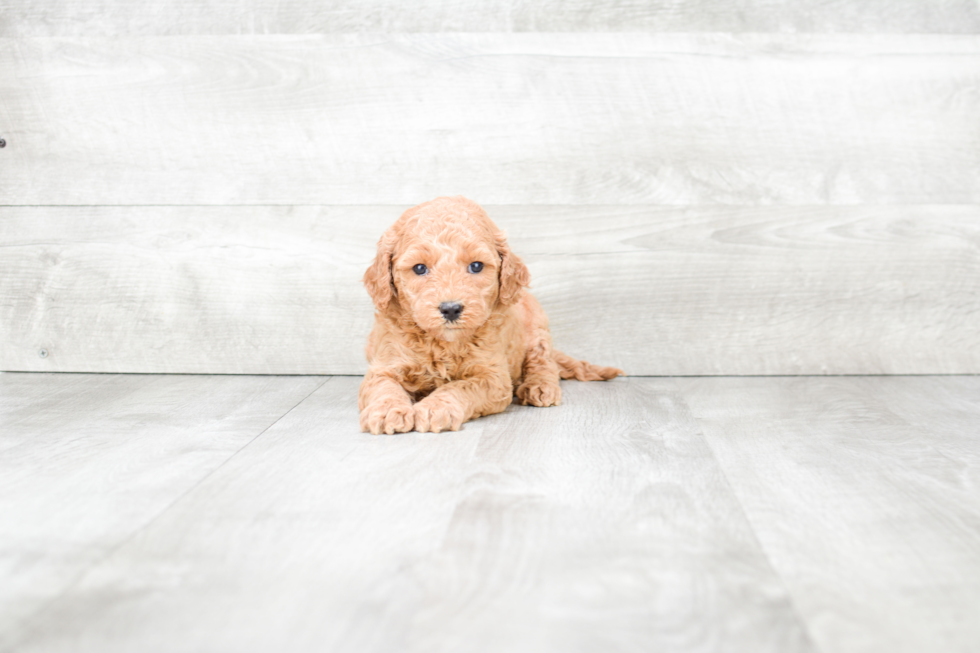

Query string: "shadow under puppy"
[359, 196, 623, 434]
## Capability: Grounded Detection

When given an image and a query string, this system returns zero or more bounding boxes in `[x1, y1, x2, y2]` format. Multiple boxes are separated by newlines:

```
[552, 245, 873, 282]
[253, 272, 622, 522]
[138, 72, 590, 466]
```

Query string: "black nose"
[439, 302, 464, 323]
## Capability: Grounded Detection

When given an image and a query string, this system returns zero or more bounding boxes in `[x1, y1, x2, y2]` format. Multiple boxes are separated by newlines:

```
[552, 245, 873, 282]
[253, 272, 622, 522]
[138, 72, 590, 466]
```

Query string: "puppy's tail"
[553, 350, 624, 381]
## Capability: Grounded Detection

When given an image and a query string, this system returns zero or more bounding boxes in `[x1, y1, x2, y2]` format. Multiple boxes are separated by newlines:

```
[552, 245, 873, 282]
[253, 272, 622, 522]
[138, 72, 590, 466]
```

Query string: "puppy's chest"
[404, 346, 469, 391]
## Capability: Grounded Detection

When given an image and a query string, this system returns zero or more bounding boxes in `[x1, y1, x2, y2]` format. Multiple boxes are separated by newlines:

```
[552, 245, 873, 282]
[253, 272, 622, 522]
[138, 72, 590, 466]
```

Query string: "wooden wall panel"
[1, 35, 979, 206]
[1, 0, 978, 36]
[2, 205, 977, 375]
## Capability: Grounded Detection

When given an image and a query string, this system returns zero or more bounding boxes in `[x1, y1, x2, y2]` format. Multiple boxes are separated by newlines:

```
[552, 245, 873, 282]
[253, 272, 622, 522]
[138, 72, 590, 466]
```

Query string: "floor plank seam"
[1, 375, 333, 653]
[682, 395, 825, 653]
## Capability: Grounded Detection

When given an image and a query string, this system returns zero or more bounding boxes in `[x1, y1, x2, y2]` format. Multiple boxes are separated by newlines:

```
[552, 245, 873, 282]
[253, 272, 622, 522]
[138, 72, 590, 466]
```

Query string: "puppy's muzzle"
[439, 301, 464, 323]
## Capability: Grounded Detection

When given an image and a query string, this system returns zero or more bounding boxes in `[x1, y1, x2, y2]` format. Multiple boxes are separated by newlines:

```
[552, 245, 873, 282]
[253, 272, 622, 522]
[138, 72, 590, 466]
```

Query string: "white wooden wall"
[1, 3, 978, 375]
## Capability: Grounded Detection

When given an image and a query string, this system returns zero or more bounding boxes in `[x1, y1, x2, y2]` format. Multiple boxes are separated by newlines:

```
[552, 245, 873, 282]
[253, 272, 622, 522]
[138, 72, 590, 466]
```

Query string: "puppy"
[359, 196, 623, 434]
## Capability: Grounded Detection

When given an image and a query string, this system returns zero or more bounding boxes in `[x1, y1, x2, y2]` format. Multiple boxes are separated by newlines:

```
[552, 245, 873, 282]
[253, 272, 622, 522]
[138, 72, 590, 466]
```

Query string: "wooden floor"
[1, 373, 978, 653]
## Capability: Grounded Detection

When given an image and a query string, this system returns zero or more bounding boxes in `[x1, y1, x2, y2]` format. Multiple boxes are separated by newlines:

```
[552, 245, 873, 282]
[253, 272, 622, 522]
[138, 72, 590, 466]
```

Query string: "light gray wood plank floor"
[0, 373, 326, 651]
[2, 373, 978, 652]
[680, 376, 980, 653]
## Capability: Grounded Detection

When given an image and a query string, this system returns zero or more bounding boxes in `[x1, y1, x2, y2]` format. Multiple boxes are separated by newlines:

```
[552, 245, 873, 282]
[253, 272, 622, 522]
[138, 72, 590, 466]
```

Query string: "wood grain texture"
[2, 0, 979, 36]
[870, 376, 980, 477]
[680, 376, 980, 653]
[2, 205, 979, 375]
[6, 376, 813, 653]
[2, 34, 979, 205]
[403, 379, 810, 653]
[0, 372, 325, 651]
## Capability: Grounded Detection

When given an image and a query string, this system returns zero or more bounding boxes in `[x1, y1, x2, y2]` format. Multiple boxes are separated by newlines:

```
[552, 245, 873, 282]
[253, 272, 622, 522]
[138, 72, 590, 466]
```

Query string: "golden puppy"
[359, 196, 623, 434]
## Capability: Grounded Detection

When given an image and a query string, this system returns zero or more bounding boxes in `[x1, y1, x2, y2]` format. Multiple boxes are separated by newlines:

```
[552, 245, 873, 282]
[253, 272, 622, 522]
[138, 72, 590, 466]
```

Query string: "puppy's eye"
[412, 264, 428, 275]
[468, 261, 484, 273]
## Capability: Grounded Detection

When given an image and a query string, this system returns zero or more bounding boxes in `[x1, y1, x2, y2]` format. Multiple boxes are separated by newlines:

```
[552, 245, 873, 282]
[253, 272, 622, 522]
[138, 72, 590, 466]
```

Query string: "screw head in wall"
[38, 349, 48, 358]
[0, 138, 6, 148]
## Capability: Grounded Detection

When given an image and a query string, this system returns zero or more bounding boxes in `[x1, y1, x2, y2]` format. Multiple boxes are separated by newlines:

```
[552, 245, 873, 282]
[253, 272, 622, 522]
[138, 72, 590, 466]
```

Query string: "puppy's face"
[364, 197, 530, 342]
[392, 228, 500, 342]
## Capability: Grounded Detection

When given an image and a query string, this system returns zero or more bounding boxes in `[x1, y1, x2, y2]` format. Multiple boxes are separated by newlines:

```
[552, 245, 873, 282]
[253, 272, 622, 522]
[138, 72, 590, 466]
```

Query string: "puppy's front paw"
[360, 402, 415, 435]
[414, 397, 466, 433]
[517, 380, 562, 407]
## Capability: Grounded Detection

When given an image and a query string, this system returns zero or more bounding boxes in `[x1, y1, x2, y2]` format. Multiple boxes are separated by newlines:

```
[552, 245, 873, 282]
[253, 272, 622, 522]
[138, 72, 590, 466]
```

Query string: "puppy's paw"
[517, 380, 562, 407]
[360, 402, 415, 435]
[414, 397, 466, 433]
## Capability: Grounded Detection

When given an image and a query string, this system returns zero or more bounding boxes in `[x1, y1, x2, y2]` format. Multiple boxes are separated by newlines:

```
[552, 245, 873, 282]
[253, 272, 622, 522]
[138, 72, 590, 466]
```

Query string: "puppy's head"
[363, 196, 530, 341]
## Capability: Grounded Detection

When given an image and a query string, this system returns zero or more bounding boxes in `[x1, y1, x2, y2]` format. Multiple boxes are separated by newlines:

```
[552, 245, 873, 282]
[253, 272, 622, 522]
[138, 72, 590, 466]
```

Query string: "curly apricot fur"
[359, 196, 622, 434]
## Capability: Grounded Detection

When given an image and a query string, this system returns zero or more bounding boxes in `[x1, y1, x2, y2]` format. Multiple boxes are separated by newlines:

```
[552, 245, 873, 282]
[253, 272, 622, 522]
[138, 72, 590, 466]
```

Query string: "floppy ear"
[363, 229, 398, 313]
[495, 231, 531, 306]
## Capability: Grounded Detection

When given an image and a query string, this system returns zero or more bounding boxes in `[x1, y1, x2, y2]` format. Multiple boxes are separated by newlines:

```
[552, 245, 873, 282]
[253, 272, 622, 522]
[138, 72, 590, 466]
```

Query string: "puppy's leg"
[516, 332, 562, 407]
[414, 368, 512, 433]
[359, 368, 415, 435]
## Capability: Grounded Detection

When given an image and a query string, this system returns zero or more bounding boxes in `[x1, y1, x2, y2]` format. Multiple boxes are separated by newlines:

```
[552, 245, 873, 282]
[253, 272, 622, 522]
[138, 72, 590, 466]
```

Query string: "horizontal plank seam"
[0, 371, 335, 377]
[612, 373, 980, 378]
[5, 373, 980, 379]
[1, 33, 980, 40]
[3, 203, 980, 208]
